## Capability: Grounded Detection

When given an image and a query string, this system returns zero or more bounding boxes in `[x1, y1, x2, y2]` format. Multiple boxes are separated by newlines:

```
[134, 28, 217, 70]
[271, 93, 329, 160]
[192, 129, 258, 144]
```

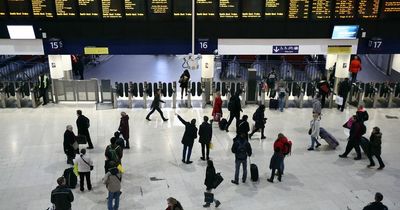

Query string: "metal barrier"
[53, 79, 99, 103]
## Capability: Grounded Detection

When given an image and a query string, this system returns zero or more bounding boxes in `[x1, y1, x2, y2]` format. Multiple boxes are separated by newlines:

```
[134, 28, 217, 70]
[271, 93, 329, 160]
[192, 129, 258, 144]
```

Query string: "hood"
[122, 115, 129, 120]
[374, 132, 382, 138]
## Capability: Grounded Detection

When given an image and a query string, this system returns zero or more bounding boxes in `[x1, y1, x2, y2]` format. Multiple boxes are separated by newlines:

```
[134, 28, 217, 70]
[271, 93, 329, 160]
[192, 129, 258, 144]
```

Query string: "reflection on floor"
[0, 105, 399, 210]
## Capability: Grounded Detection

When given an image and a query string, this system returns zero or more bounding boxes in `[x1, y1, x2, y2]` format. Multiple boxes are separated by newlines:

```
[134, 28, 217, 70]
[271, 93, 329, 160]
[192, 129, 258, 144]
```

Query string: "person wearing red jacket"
[273, 133, 292, 174]
[212, 92, 223, 122]
[118, 112, 130, 149]
[349, 55, 362, 83]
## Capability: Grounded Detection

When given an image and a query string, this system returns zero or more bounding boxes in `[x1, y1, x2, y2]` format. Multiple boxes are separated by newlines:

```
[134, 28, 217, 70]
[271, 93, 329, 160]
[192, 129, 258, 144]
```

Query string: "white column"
[325, 54, 337, 70]
[335, 54, 351, 78]
[48, 55, 73, 79]
[201, 55, 214, 79]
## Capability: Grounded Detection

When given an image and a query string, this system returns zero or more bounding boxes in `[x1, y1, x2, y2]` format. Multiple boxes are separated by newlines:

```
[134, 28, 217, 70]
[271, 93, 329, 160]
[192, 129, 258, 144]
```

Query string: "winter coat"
[51, 185, 74, 210]
[368, 132, 382, 156]
[105, 144, 123, 163]
[63, 130, 76, 157]
[74, 154, 93, 173]
[363, 201, 388, 210]
[310, 119, 320, 138]
[237, 119, 250, 134]
[338, 80, 351, 97]
[151, 93, 165, 108]
[253, 108, 266, 128]
[269, 151, 284, 170]
[198, 122, 212, 144]
[76, 115, 90, 134]
[356, 109, 369, 122]
[204, 165, 216, 190]
[103, 168, 122, 193]
[229, 95, 242, 114]
[166, 202, 183, 210]
[312, 98, 321, 114]
[179, 71, 190, 88]
[349, 59, 362, 73]
[212, 96, 223, 117]
[231, 137, 252, 160]
[178, 115, 198, 146]
[118, 115, 129, 140]
[349, 121, 365, 142]
[273, 137, 292, 156]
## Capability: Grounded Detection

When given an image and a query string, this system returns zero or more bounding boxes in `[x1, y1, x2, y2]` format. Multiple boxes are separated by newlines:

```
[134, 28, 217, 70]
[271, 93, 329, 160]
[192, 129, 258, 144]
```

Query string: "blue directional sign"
[272, 45, 299, 54]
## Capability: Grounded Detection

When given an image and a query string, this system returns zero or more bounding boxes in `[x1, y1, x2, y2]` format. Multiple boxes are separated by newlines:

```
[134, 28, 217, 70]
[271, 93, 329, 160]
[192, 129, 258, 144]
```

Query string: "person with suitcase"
[339, 115, 366, 160]
[176, 114, 198, 164]
[308, 113, 322, 151]
[146, 89, 168, 122]
[76, 110, 94, 149]
[367, 127, 385, 170]
[74, 149, 93, 192]
[267, 147, 284, 183]
[203, 160, 221, 208]
[198, 116, 212, 161]
[64, 125, 78, 165]
[225, 91, 242, 132]
[249, 105, 267, 140]
[51, 177, 74, 210]
[211, 91, 223, 123]
[118, 112, 130, 149]
[231, 133, 252, 185]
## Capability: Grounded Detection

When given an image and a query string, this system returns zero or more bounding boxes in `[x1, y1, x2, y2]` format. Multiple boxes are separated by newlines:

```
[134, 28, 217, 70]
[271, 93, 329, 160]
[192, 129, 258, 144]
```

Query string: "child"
[267, 147, 284, 183]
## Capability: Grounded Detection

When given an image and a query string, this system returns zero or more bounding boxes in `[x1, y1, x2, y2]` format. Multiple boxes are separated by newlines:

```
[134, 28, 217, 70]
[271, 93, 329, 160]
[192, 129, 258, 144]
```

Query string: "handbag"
[308, 128, 312, 135]
[212, 172, 224, 188]
[213, 113, 221, 122]
[81, 156, 94, 171]
[204, 192, 214, 203]
[335, 96, 344, 105]
[117, 164, 125, 173]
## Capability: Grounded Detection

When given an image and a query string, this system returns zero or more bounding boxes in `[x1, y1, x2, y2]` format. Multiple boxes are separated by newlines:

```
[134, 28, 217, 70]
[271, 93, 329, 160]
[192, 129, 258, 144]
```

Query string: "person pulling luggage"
[203, 160, 221, 208]
[308, 113, 321, 151]
[339, 115, 366, 160]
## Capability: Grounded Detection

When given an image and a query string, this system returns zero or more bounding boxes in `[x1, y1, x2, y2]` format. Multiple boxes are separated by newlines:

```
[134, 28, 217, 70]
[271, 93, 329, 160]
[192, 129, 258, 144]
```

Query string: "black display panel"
[125, 0, 146, 18]
[219, 0, 239, 18]
[79, 0, 100, 17]
[173, 0, 191, 18]
[8, 0, 30, 16]
[288, 0, 310, 19]
[0, 0, 7, 16]
[102, 0, 123, 18]
[358, 0, 380, 18]
[32, 0, 55, 18]
[334, 0, 355, 18]
[382, 0, 400, 18]
[242, 0, 263, 18]
[147, 0, 172, 19]
[265, 0, 286, 19]
[311, 0, 331, 19]
[55, 0, 78, 17]
[196, 0, 217, 18]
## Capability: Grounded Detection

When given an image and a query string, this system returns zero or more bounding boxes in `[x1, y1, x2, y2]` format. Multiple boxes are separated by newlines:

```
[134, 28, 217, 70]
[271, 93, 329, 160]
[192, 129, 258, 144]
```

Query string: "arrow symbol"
[273, 47, 279, 53]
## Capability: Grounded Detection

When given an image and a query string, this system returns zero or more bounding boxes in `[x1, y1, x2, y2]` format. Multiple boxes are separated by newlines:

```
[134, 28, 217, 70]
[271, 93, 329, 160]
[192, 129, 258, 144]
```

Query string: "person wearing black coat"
[51, 177, 74, 210]
[236, 115, 250, 138]
[177, 114, 198, 164]
[267, 147, 284, 183]
[179, 69, 191, 99]
[225, 91, 242, 132]
[118, 112, 130, 149]
[146, 89, 168, 121]
[339, 115, 366, 160]
[76, 110, 93, 149]
[249, 105, 267, 139]
[317, 76, 330, 108]
[198, 116, 212, 161]
[64, 125, 77, 165]
[203, 160, 221, 208]
[337, 78, 351, 112]
[356, 105, 369, 123]
[363, 192, 388, 210]
[367, 127, 385, 170]
[231, 133, 252, 185]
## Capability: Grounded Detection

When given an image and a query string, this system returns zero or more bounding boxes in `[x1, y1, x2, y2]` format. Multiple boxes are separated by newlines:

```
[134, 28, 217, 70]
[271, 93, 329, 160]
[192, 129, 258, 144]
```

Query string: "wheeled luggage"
[269, 99, 279, 110]
[250, 161, 259, 182]
[219, 118, 227, 130]
[319, 127, 339, 149]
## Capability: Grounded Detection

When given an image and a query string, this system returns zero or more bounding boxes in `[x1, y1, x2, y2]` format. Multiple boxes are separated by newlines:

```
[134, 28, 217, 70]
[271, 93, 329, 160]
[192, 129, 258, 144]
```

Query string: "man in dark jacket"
[51, 177, 74, 210]
[249, 105, 267, 139]
[337, 78, 351, 112]
[146, 89, 168, 121]
[76, 110, 93, 149]
[105, 137, 123, 164]
[64, 125, 77, 165]
[198, 116, 212, 161]
[317, 76, 330, 108]
[367, 127, 385, 170]
[231, 133, 252, 185]
[118, 112, 130, 149]
[177, 114, 198, 164]
[38, 73, 49, 105]
[225, 91, 242, 132]
[363, 192, 388, 210]
[236, 115, 250, 138]
[339, 115, 366, 160]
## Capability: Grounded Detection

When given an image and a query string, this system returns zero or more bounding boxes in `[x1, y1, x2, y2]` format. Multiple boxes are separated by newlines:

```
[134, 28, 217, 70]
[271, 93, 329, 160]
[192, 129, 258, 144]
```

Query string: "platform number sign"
[368, 38, 383, 50]
[196, 38, 216, 54]
[48, 38, 63, 51]
[199, 40, 208, 50]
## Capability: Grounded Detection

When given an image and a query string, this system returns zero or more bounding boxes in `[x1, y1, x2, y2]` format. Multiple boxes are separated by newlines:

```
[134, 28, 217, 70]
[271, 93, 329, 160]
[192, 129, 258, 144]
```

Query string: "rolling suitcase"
[360, 137, 370, 155]
[250, 159, 259, 182]
[63, 167, 77, 189]
[219, 118, 228, 130]
[269, 99, 279, 110]
[319, 127, 339, 149]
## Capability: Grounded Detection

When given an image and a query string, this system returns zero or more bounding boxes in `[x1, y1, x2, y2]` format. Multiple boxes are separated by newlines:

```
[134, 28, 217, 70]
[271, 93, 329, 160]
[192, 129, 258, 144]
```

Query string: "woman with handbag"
[308, 113, 321, 151]
[212, 91, 223, 123]
[203, 160, 221, 208]
[74, 148, 93, 192]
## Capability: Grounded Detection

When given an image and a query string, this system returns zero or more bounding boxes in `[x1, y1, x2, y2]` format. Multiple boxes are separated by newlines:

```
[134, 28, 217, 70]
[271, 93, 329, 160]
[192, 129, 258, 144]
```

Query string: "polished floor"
[0, 104, 399, 210]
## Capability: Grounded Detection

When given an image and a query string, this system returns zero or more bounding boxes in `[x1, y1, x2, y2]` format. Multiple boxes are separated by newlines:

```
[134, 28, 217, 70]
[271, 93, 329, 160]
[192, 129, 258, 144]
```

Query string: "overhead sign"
[272, 45, 299, 54]
[84, 46, 109, 54]
[327, 45, 352, 54]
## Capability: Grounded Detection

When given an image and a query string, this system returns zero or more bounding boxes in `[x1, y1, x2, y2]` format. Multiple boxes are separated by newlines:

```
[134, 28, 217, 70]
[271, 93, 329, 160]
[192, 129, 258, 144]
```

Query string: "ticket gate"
[388, 82, 400, 108]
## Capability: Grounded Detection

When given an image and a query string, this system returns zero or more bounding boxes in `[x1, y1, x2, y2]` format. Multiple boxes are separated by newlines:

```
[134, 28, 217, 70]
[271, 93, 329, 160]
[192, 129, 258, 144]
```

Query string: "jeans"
[108, 191, 121, 210]
[79, 172, 92, 191]
[182, 145, 193, 162]
[234, 159, 247, 182]
[201, 143, 210, 159]
[310, 136, 320, 148]
[146, 107, 167, 120]
[278, 97, 285, 112]
[269, 168, 282, 181]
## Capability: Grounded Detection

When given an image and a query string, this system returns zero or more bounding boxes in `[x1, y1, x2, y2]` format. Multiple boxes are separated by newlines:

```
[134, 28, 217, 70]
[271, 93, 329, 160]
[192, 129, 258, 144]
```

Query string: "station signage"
[272, 45, 299, 54]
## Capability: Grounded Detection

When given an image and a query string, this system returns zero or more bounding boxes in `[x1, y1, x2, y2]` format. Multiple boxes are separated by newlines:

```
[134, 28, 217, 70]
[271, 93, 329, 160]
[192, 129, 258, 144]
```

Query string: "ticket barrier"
[0, 81, 42, 108]
[285, 82, 305, 108]
[388, 82, 400, 108]
[348, 83, 364, 107]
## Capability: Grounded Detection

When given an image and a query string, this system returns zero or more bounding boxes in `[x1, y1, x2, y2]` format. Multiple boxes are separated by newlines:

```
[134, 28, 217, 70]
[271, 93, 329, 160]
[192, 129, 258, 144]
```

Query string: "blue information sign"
[272, 45, 299, 54]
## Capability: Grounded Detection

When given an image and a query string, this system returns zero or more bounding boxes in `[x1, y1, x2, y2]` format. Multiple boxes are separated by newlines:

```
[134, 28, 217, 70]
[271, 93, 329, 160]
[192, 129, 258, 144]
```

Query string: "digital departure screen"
[265, 0, 286, 19]
[102, 0, 123, 18]
[382, 0, 400, 18]
[358, 0, 380, 18]
[288, 0, 310, 19]
[32, 0, 55, 18]
[173, 0, 191, 18]
[196, 0, 217, 18]
[125, 0, 146, 18]
[55, 0, 78, 17]
[78, 0, 100, 17]
[334, 0, 356, 18]
[311, 0, 332, 19]
[147, 0, 172, 19]
[8, 0, 30, 16]
[242, 0, 263, 18]
[219, 0, 239, 18]
[0, 0, 7, 16]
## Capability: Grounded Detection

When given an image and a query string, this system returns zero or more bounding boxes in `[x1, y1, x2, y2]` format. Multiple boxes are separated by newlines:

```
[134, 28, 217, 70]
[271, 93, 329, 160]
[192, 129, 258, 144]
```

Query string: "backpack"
[283, 141, 292, 155]
[279, 91, 286, 98]
[107, 145, 120, 162]
[361, 123, 367, 135]
[236, 141, 248, 160]
[219, 118, 228, 130]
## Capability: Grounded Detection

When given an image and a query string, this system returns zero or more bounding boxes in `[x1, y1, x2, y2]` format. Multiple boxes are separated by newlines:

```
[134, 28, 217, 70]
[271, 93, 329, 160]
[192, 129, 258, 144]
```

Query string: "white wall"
[201, 55, 214, 79]
[335, 54, 351, 78]
[48, 55, 72, 79]
[392, 54, 400, 72]
[326, 54, 338, 70]
[0, 39, 44, 55]
[218, 39, 358, 55]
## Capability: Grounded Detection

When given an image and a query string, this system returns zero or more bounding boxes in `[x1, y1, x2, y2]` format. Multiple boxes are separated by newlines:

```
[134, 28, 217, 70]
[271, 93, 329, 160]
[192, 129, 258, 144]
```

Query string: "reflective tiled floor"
[0, 104, 399, 210]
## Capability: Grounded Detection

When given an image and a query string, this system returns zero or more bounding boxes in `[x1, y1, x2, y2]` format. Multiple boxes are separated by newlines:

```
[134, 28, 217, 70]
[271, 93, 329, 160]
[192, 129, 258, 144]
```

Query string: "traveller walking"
[76, 110, 94, 149]
[267, 147, 284, 183]
[74, 149, 93, 192]
[146, 89, 168, 121]
[308, 113, 321, 151]
[339, 115, 366, 160]
[179, 69, 190, 99]
[166, 197, 183, 210]
[211, 91, 223, 123]
[349, 55, 362, 83]
[51, 177, 74, 210]
[337, 78, 351, 112]
[312, 95, 322, 116]
[118, 112, 130, 149]
[64, 125, 78, 165]
[176, 114, 198, 164]
[277, 80, 287, 112]
[231, 133, 252, 185]
[356, 105, 369, 123]
[249, 105, 267, 139]
[203, 160, 221, 208]
[103, 161, 122, 210]
[225, 91, 242, 132]
[367, 127, 385, 170]
[198, 116, 212, 161]
[266, 68, 278, 94]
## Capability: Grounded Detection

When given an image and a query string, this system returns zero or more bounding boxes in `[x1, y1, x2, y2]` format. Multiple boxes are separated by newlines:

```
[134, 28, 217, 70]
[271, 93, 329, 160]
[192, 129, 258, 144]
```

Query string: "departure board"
[147, 0, 172, 19]
[125, 0, 146, 18]
[265, 0, 286, 19]
[242, 0, 263, 18]
[55, 0, 77, 17]
[173, 0, 191, 17]
[8, 0, 30, 16]
[334, 0, 355, 18]
[196, 0, 217, 18]
[0, 0, 6, 16]
[32, 0, 54, 18]
[358, 0, 380, 18]
[102, 0, 123, 18]
[311, 0, 331, 19]
[79, 0, 100, 17]
[219, 0, 239, 18]
[288, 0, 310, 19]
[382, 0, 400, 18]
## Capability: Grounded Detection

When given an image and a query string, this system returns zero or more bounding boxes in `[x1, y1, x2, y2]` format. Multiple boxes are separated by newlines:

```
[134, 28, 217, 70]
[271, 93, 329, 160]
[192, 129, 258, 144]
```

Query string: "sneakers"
[307, 147, 314, 151]
[215, 200, 221, 208]
[231, 180, 238, 185]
